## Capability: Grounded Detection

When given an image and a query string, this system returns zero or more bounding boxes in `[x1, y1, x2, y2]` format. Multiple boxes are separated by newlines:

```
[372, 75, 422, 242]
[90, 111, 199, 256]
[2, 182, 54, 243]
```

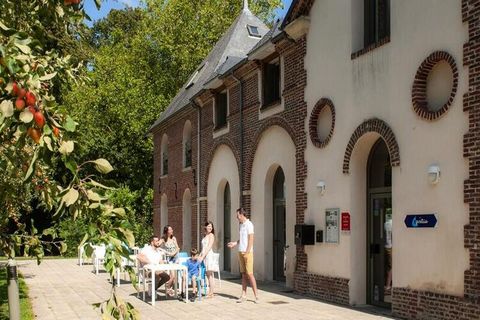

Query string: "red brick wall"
[153, 109, 199, 250]
[463, 0, 480, 303]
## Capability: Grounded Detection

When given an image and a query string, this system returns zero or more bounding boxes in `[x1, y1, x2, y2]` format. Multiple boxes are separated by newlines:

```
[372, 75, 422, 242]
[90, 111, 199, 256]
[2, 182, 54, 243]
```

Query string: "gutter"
[191, 99, 202, 249]
[231, 72, 244, 208]
[281, 0, 299, 28]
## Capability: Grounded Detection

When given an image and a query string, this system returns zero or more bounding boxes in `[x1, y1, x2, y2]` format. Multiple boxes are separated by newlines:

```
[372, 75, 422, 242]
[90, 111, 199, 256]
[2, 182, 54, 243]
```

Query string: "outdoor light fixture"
[428, 165, 441, 185]
[316, 180, 326, 195]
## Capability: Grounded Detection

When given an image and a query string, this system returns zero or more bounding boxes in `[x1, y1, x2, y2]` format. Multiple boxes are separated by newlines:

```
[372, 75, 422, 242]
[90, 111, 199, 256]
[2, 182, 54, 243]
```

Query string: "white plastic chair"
[78, 242, 93, 266]
[115, 256, 135, 286]
[92, 244, 106, 275]
[210, 252, 221, 288]
[136, 246, 167, 298]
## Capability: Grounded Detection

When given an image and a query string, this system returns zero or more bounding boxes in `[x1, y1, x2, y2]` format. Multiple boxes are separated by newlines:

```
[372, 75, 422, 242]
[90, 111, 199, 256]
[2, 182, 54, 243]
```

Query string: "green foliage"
[143, 0, 282, 94]
[59, 186, 152, 257]
[63, 1, 282, 244]
[0, 268, 34, 320]
[0, 1, 140, 318]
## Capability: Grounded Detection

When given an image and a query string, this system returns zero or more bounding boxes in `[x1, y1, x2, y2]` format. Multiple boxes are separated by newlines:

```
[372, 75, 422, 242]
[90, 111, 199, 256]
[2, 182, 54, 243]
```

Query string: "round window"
[309, 98, 335, 148]
[412, 51, 458, 120]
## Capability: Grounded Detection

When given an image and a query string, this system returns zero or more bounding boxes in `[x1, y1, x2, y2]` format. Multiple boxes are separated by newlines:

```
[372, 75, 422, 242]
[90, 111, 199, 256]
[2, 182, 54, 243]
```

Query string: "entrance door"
[223, 183, 231, 272]
[273, 167, 286, 281]
[368, 193, 392, 307]
[367, 139, 392, 308]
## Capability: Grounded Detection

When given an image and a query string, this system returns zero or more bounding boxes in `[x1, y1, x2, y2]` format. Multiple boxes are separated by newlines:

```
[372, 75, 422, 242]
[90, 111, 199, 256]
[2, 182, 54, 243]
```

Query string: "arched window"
[183, 121, 192, 168]
[161, 134, 168, 176]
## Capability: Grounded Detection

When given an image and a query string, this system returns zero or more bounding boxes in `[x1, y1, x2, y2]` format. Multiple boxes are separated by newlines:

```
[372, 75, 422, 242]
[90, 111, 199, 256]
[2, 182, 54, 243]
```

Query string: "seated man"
[137, 235, 170, 293]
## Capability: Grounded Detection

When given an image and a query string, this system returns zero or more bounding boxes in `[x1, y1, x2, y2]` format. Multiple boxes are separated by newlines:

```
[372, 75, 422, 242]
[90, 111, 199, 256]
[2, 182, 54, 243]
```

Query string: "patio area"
[18, 259, 397, 320]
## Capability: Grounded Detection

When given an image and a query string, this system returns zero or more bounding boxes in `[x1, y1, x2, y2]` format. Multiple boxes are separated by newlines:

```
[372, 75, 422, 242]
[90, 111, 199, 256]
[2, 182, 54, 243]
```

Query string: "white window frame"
[259, 55, 284, 120]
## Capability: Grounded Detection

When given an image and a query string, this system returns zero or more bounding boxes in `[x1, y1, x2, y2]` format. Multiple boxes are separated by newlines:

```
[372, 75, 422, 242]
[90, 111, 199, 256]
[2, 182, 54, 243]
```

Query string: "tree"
[0, 1, 138, 318]
[63, 0, 282, 251]
[143, 0, 283, 93]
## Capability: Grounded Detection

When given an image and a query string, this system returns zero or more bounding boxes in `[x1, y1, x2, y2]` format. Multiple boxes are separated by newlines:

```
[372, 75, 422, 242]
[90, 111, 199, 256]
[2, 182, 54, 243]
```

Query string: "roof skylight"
[185, 64, 205, 89]
[247, 25, 261, 38]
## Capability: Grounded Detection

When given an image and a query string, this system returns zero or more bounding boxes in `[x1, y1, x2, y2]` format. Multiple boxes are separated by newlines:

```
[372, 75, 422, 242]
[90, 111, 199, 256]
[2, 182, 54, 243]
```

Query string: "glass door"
[367, 192, 392, 307]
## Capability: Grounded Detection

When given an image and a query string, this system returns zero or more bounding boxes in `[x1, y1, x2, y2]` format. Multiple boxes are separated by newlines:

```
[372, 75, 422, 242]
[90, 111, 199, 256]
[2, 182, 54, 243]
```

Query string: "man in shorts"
[228, 208, 259, 304]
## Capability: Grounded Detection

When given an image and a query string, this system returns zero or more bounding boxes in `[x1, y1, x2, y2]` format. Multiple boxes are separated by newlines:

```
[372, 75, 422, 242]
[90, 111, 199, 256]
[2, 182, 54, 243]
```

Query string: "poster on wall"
[325, 208, 340, 243]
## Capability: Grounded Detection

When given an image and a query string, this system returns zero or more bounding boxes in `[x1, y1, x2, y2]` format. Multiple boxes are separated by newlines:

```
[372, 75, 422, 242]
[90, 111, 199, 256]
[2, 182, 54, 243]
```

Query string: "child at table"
[185, 248, 201, 300]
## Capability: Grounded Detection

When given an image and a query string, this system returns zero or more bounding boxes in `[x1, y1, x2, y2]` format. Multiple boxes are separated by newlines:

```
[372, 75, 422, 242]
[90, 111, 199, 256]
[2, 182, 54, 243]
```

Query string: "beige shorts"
[238, 252, 254, 274]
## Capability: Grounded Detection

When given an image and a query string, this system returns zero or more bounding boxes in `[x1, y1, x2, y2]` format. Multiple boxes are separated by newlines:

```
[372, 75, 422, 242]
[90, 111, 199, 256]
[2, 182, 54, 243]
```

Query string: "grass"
[0, 256, 69, 261]
[0, 267, 34, 320]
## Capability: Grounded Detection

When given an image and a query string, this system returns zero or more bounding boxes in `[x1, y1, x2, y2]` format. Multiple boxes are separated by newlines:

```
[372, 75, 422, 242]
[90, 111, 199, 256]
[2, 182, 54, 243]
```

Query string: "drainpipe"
[232, 73, 244, 208]
[192, 100, 202, 249]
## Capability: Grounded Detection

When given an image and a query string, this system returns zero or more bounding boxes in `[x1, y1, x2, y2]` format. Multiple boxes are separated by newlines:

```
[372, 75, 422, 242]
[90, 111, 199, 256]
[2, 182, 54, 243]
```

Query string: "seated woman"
[159, 225, 180, 296]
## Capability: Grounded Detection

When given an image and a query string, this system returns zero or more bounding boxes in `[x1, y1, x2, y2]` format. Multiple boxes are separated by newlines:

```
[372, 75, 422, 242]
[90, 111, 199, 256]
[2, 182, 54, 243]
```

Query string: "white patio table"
[142, 263, 188, 305]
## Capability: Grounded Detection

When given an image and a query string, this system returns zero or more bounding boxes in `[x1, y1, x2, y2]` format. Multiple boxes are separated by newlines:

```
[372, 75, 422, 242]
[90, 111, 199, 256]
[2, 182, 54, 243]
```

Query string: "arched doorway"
[273, 167, 286, 281]
[223, 183, 231, 272]
[367, 138, 392, 308]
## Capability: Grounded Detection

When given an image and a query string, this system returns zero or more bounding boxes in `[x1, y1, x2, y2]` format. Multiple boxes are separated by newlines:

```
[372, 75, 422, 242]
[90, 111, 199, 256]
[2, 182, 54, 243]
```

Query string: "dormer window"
[186, 64, 205, 89]
[247, 25, 261, 38]
[262, 58, 281, 108]
[214, 91, 228, 130]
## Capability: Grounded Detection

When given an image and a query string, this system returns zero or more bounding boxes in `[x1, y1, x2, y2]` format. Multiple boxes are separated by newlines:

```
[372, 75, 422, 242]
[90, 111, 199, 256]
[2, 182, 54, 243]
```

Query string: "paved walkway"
[18, 259, 397, 320]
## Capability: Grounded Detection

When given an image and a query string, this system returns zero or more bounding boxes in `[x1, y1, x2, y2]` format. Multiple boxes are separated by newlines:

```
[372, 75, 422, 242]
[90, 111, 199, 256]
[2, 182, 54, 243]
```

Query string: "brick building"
[149, 0, 480, 318]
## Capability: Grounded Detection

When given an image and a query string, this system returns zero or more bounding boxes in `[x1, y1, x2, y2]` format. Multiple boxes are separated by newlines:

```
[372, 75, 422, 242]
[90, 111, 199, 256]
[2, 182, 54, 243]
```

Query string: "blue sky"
[84, 0, 293, 26]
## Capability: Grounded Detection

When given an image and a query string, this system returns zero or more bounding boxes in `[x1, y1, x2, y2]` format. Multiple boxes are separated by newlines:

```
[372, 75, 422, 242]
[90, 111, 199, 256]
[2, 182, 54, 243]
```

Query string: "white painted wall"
[304, 0, 469, 302]
[251, 125, 296, 287]
[207, 144, 240, 273]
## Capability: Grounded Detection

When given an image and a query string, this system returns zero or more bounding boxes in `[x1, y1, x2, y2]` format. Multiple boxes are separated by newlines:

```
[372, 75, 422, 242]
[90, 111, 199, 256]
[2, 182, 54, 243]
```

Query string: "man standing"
[228, 208, 259, 303]
[137, 235, 170, 294]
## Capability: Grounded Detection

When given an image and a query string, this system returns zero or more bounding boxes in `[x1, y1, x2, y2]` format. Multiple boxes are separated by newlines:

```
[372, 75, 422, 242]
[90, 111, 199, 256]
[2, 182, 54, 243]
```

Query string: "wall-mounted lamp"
[428, 165, 441, 185]
[316, 180, 326, 195]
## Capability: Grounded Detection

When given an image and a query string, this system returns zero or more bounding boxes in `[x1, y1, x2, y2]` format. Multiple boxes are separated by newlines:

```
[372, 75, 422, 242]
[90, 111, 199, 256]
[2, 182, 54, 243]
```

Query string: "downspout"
[192, 100, 202, 249]
[232, 73, 244, 208]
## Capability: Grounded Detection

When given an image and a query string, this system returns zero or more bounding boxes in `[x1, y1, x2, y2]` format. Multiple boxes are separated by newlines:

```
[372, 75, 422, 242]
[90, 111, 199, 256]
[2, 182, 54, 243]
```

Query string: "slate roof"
[149, 7, 268, 131]
[248, 18, 283, 56]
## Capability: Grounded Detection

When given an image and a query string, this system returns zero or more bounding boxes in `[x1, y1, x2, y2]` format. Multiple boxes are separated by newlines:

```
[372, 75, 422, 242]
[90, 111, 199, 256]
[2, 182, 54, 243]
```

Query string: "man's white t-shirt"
[384, 219, 392, 249]
[238, 219, 254, 253]
[140, 245, 163, 265]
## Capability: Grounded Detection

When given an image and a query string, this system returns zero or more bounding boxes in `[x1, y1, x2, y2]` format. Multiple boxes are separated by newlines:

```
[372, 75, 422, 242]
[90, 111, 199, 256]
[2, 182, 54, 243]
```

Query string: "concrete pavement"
[18, 259, 397, 320]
